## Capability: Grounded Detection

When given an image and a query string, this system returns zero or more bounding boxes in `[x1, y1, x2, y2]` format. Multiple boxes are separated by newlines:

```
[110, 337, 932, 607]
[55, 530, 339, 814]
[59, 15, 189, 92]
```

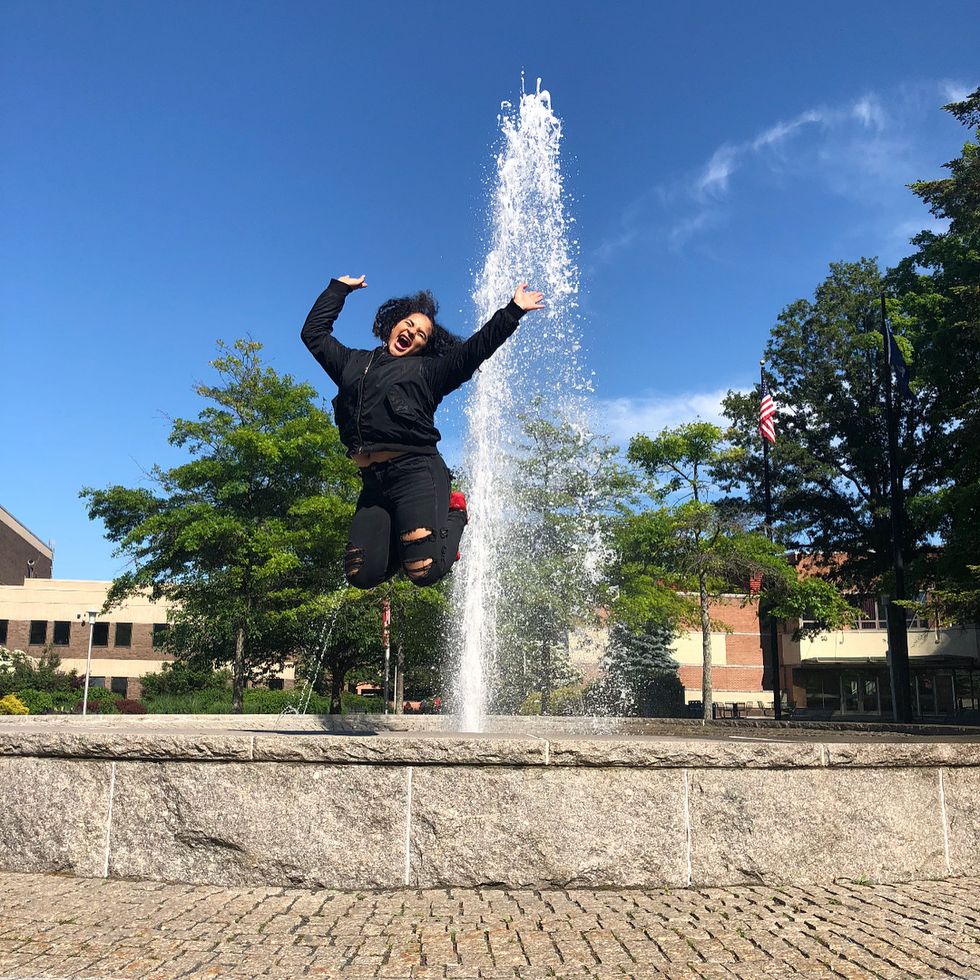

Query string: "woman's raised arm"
[300, 275, 367, 386]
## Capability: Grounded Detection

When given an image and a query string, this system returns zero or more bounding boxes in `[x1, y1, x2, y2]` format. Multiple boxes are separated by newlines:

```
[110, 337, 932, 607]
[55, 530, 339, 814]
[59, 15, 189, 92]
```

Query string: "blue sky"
[1, 0, 976, 580]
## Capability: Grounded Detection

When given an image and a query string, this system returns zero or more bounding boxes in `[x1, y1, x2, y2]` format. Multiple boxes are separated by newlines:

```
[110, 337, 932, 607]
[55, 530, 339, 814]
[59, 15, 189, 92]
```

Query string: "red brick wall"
[679, 664, 765, 694]
[4, 618, 173, 664]
[0, 523, 53, 586]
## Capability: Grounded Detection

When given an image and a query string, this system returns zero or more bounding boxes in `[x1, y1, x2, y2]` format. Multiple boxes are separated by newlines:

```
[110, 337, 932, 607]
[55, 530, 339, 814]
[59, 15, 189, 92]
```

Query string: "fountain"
[2, 83, 979, 895]
[452, 78, 602, 730]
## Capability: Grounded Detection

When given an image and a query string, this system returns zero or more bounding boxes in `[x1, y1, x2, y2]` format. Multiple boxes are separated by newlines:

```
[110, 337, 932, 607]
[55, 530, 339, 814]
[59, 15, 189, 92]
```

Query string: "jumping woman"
[302, 274, 545, 589]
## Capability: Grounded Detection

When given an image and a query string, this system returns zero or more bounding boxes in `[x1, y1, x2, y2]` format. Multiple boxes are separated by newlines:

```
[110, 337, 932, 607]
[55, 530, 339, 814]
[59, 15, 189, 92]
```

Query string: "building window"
[0, 620, 7, 645]
[801, 672, 841, 713]
[110, 677, 128, 696]
[89, 676, 105, 690]
[53, 621, 71, 646]
[29, 620, 47, 645]
[268, 678, 284, 691]
[152, 623, 169, 649]
[114, 623, 133, 647]
[92, 622, 109, 646]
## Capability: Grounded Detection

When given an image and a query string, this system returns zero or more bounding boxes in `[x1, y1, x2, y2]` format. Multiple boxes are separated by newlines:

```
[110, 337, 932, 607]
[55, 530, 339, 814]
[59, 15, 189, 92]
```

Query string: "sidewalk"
[1, 872, 979, 979]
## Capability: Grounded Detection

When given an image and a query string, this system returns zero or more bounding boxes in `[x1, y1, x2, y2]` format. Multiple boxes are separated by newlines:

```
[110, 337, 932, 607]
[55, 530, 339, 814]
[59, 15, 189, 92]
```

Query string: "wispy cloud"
[591, 79, 974, 264]
[597, 387, 740, 443]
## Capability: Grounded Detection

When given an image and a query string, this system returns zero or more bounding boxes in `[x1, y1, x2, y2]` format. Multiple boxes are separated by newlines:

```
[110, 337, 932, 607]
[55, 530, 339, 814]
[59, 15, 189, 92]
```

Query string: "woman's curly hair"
[372, 290, 464, 357]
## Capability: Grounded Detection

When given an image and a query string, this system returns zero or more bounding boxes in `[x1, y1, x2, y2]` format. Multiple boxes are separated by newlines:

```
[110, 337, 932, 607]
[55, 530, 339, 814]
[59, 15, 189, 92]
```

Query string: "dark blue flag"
[885, 322, 913, 400]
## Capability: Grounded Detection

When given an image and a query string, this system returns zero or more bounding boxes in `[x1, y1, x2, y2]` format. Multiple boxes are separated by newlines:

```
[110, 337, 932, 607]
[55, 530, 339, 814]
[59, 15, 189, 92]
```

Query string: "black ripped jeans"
[344, 453, 466, 589]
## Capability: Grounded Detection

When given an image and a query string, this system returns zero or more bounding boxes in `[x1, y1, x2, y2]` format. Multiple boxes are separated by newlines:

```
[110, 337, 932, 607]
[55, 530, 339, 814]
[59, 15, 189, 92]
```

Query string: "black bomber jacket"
[301, 279, 527, 456]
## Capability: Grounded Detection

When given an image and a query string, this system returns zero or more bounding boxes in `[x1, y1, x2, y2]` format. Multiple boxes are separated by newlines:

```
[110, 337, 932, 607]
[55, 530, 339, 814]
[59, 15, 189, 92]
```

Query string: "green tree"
[624, 422, 808, 720]
[82, 339, 358, 712]
[597, 620, 684, 716]
[891, 87, 980, 605]
[718, 260, 939, 591]
[495, 404, 634, 714]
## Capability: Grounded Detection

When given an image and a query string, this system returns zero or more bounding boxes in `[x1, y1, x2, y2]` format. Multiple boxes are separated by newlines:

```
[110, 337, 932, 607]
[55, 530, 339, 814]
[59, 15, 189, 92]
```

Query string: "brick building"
[0, 506, 53, 585]
[0, 578, 177, 699]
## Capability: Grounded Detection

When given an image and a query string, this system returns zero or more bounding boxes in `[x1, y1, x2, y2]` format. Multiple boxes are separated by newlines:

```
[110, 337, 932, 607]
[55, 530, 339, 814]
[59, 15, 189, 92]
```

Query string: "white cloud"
[592, 79, 976, 264]
[697, 145, 739, 197]
[597, 387, 740, 443]
[941, 81, 974, 103]
[851, 95, 887, 131]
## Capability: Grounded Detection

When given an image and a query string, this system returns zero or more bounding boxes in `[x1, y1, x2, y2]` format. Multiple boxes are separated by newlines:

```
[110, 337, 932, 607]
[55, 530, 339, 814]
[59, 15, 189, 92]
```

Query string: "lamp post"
[81, 610, 98, 716]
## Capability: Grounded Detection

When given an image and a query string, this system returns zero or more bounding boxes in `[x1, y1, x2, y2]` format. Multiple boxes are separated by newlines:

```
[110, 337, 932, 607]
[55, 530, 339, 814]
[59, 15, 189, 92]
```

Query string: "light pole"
[81, 610, 98, 716]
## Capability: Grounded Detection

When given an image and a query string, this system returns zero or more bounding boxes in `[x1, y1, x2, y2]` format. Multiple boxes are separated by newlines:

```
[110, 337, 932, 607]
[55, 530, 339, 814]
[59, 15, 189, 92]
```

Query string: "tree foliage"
[718, 260, 940, 591]
[493, 402, 633, 713]
[890, 87, 980, 596]
[82, 340, 359, 712]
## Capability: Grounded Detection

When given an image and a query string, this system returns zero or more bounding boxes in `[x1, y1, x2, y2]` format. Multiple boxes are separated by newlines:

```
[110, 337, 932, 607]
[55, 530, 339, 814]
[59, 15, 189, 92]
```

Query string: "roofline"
[0, 505, 53, 558]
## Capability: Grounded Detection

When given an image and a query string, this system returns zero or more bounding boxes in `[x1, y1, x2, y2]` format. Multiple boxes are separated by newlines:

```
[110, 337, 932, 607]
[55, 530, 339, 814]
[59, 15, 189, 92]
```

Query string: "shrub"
[73, 698, 119, 714]
[116, 698, 148, 714]
[14, 689, 54, 715]
[51, 689, 82, 712]
[0, 694, 29, 715]
[0, 647, 78, 695]
[145, 691, 233, 714]
[140, 662, 230, 699]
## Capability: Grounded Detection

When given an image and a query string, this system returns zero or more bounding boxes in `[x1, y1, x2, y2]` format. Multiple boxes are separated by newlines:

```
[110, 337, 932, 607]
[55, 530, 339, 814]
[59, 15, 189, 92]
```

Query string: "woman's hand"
[513, 283, 545, 312]
[337, 275, 367, 289]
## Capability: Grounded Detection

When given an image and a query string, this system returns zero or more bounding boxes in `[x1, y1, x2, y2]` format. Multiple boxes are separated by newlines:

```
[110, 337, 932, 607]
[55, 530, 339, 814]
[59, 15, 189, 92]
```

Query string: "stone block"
[547, 736, 826, 769]
[687, 767, 946, 886]
[940, 766, 980, 876]
[0, 730, 254, 762]
[409, 766, 687, 888]
[0, 756, 111, 877]
[107, 761, 408, 888]
[252, 732, 546, 766]
[825, 740, 980, 768]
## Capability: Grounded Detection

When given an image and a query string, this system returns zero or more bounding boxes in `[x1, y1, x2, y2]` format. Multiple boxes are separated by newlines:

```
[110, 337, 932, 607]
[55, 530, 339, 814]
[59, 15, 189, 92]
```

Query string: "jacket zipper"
[354, 350, 378, 452]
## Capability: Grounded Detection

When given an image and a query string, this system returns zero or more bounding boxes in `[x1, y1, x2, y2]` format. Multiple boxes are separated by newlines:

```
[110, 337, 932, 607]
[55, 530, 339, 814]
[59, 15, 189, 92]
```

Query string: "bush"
[517, 685, 586, 716]
[116, 698, 148, 714]
[14, 689, 53, 715]
[144, 690, 232, 714]
[51, 689, 82, 712]
[140, 662, 230, 699]
[0, 694, 29, 715]
[73, 698, 119, 715]
[0, 647, 78, 695]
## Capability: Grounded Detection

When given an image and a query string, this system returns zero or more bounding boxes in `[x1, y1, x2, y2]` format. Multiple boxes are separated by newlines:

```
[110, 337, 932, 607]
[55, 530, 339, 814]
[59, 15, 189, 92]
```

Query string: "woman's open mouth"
[395, 334, 412, 352]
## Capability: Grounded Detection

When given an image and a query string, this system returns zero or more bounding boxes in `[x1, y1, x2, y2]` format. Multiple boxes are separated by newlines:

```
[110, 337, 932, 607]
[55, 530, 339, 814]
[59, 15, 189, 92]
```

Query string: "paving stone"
[1, 873, 980, 978]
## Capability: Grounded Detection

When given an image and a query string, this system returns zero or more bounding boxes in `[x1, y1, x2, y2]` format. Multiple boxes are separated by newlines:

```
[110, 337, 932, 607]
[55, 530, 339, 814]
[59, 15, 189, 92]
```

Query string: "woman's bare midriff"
[351, 449, 407, 468]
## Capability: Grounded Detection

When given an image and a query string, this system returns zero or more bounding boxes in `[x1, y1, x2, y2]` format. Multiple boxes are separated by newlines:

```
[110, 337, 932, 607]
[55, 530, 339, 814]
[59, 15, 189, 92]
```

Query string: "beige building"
[0, 579, 179, 698]
[0, 578, 297, 699]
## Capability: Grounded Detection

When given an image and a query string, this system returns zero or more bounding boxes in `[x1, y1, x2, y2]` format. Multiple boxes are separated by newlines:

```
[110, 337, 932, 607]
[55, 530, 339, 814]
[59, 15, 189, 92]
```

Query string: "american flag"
[759, 377, 776, 444]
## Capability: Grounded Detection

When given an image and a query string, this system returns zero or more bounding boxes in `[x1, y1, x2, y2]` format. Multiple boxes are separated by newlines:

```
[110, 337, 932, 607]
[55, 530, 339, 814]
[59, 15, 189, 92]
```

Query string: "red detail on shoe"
[449, 491, 467, 512]
[456, 552, 461, 562]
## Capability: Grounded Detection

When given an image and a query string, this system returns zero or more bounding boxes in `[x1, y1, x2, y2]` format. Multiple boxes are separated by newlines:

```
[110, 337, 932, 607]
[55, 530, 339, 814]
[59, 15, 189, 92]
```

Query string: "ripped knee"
[402, 556, 434, 582]
[399, 528, 440, 585]
[344, 544, 370, 587]
[400, 527, 435, 544]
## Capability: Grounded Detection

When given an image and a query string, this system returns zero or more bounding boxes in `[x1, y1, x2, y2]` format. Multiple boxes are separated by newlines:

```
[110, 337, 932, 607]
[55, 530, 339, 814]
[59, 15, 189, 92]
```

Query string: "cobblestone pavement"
[1, 873, 979, 979]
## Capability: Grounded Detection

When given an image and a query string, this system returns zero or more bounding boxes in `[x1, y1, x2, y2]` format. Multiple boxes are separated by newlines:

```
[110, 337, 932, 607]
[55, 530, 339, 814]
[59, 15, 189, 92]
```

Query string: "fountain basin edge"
[1, 716, 978, 891]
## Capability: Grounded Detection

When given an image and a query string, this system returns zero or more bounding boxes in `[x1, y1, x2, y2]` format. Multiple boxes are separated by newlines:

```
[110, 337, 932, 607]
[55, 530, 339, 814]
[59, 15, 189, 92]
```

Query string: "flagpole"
[760, 361, 782, 721]
[881, 293, 913, 723]
[382, 593, 391, 715]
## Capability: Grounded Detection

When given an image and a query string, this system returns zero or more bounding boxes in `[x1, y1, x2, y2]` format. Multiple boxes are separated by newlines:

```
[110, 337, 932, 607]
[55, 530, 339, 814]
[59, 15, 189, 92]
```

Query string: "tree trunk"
[329, 668, 344, 715]
[699, 571, 713, 721]
[394, 644, 405, 714]
[232, 624, 246, 714]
